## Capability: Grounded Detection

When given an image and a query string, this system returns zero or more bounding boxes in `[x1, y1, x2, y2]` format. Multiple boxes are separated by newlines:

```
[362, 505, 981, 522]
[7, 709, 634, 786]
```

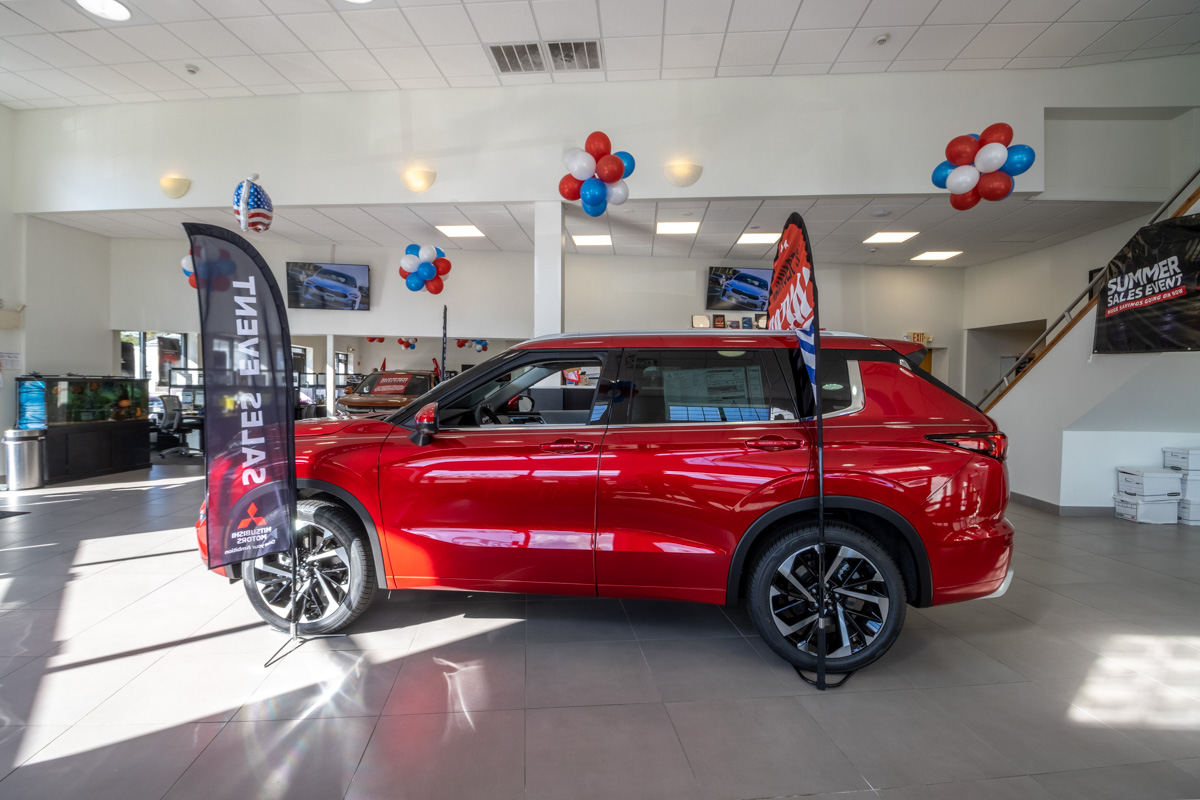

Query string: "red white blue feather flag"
[233, 174, 273, 233]
[767, 212, 820, 410]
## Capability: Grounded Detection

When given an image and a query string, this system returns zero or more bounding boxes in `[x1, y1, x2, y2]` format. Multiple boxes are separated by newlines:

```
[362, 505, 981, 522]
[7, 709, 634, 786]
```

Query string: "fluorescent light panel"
[436, 225, 484, 237]
[76, 0, 131, 20]
[572, 234, 612, 246]
[864, 231, 919, 244]
[911, 251, 962, 261]
[737, 232, 780, 244]
[657, 221, 700, 235]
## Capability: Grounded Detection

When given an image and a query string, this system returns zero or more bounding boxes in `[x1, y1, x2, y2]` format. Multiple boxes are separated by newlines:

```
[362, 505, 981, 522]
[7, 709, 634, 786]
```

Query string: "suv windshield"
[355, 373, 432, 396]
[734, 274, 768, 290]
[315, 270, 356, 287]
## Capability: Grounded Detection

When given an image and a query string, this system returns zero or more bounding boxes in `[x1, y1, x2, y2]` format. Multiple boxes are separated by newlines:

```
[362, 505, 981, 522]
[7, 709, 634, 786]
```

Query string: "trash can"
[3, 429, 45, 491]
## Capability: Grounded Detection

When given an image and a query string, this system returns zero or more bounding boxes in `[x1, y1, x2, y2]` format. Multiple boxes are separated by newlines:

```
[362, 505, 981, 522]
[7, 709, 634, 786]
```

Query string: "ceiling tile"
[598, 0, 664, 37]
[57, 30, 147, 64]
[606, 67, 659, 80]
[427, 43, 491, 76]
[728, 0, 801, 31]
[263, 51, 338, 82]
[500, 71, 554, 83]
[552, 70, 605, 82]
[448, 74, 500, 86]
[662, 33, 723, 67]
[299, 80, 348, 92]
[774, 62, 830, 73]
[829, 60, 889, 72]
[64, 65, 146, 94]
[664, 0, 733, 34]
[127, 0, 211, 23]
[1144, 13, 1200, 47]
[860, 0, 939, 26]
[195, 0, 273, 16]
[897, 23, 982, 59]
[717, 64, 771, 75]
[888, 58, 949, 69]
[209, 54, 290, 85]
[994, 0, 1077, 23]
[662, 65, 715, 76]
[604, 36, 661, 69]
[837, 26, 917, 60]
[317, 49, 389, 81]
[262, 0, 335, 12]
[164, 21, 254, 57]
[0, 41, 51, 71]
[3, 1, 98, 33]
[466, 1, 538, 42]
[793, 0, 869, 29]
[396, 76, 447, 88]
[112, 25, 201, 61]
[1082, 16, 1178, 53]
[374, 46, 442, 79]
[1020, 21, 1114, 57]
[341, 9, 420, 49]
[1005, 56, 1070, 67]
[156, 88, 207, 99]
[1063, 0, 1150, 22]
[159, 58, 240, 87]
[530, 0, 601, 39]
[720, 30, 786, 64]
[279, 12, 364, 50]
[1124, 42, 1189, 57]
[5, 34, 98, 68]
[72, 94, 117, 105]
[1131, 0, 1200, 18]
[204, 86, 253, 97]
[403, 5, 479, 46]
[222, 16, 308, 53]
[946, 56, 1010, 68]
[0, 5, 42, 37]
[250, 83, 301, 94]
[1066, 50, 1129, 64]
[0, 71, 62, 99]
[113, 91, 162, 103]
[926, 0, 1007, 24]
[113, 61, 193, 90]
[959, 22, 1048, 57]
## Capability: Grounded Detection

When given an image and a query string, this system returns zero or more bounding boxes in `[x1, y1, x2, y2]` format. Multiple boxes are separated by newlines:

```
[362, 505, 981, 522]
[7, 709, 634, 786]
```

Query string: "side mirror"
[507, 394, 535, 414]
[408, 401, 439, 446]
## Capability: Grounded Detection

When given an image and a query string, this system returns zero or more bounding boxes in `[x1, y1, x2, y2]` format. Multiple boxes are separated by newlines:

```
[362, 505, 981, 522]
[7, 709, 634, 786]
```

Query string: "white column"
[532, 201, 565, 339]
[325, 333, 335, 411]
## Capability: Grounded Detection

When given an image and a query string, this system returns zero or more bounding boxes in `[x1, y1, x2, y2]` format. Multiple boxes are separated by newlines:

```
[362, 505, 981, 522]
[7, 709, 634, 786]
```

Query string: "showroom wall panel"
[0, 107, 18, 477]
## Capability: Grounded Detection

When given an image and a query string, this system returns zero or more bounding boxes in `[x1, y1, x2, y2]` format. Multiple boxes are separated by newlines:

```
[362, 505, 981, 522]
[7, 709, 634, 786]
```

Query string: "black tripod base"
[795, 665, 858, 690]
[263, 630, 347, 668]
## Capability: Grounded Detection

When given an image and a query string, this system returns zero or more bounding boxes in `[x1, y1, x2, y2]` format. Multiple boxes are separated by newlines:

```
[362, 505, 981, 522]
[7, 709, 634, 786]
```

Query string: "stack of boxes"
[1164, 447, 1200, 526]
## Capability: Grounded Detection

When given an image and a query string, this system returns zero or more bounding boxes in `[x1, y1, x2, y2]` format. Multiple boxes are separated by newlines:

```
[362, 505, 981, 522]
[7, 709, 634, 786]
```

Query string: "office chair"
[158, 395, 203, 458]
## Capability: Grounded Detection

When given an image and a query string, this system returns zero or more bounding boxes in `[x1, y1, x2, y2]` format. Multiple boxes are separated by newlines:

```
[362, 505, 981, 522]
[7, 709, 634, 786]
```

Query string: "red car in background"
[197, 331, 1012, 673]
[333, 370, 437, 416]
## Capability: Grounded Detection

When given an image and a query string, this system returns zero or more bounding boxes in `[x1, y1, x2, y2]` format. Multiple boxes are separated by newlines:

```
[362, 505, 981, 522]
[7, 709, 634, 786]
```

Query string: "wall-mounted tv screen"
[286, 262, 370, 311]
[706, 266, 772, 312]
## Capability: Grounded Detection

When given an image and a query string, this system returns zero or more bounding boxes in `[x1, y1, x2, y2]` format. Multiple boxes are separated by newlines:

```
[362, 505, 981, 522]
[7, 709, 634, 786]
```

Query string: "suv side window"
[618, 349, 797, 425]
[818, 351, 854, 414]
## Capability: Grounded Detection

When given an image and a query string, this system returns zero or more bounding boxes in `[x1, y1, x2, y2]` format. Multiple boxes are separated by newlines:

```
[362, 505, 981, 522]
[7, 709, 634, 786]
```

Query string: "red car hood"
[295, 417, 388, 437]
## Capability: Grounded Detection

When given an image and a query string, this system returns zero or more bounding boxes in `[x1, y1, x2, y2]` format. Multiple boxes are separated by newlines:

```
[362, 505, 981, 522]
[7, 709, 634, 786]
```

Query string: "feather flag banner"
[767, 212, 820, 409]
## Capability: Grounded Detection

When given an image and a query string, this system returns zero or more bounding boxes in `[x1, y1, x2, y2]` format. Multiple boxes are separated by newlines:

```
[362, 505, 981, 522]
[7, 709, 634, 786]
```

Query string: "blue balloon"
[182, 268, 193, 277]
[434, 247, 445, 259]
[215, 257, 236, 275]
[582, 200, 607, 218]
[405, 273, 425, 291]
[931, 160, 955, 190]
[968, 133, 980, 140]
[1000, 144, 1035, 177]
[417, 261, 437, 280]
[405, 244, 421, 256]
[614, 151, 635, 178]
[579, 177, 607, 206]
[194, 260, 214, 279]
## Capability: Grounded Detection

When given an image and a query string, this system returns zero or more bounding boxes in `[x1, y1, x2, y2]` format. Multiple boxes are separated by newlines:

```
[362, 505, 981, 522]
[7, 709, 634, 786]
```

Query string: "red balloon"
[187, 274, 198, 289]
[426, 276, 444, 295]
[595, 154, 624, 184]
[456, 339, 467, 347]
[584, 131, 611, 160]
[945, 135, 980, 167]
[482, 345, 488, 351]
[559, 173, 583, 201]
[979, 122, 1013, 148]
[210, 274, 231, 292]
[398, 266, 411, 278]
[433, 257, 452, 276]
[977, 171, 1013, 202]
[949, 189, 981, 211]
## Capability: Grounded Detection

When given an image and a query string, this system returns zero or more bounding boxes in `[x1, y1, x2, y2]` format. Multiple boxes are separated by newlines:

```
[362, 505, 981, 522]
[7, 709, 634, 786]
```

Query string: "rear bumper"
[925, 516, 1015, 605]
[981, 561, 1014, 599]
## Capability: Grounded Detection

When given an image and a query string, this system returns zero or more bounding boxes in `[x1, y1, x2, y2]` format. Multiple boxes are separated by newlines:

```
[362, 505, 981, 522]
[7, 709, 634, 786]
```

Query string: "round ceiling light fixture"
[75, 0, 132, 21]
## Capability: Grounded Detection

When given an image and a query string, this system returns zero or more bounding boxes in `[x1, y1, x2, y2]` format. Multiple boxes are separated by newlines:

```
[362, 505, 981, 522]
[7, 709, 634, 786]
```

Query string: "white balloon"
[605, 179, 629, 205]
[475, 344, 483, 352]
[562, 147, 585, 171]
[181, 254, 194, 271]
[974, 142, 1008, 174]
[400, 253, 419, 270]
[418, 245, 437, 262]
[568, 151, 596, 181]
[946, 164, 980, 195]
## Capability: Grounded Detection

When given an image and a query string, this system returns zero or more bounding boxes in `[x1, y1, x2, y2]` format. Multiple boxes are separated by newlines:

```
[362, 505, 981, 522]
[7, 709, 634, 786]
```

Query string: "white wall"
[0, 106, 18, 477]
[963, 321, 1046, 405]
[1062, 431, 1200, 509]
[10, 55, 1200, 215]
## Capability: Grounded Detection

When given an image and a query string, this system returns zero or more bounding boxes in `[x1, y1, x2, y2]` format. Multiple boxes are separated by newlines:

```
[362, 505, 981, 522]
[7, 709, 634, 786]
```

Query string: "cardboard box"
[1180, 471, 1200, 502]
[1181, 499, 1200, 524]
[1117, 466, 1182, 499]
[1114, 494, 1178, 524]
[1163, 447, 1200, 471]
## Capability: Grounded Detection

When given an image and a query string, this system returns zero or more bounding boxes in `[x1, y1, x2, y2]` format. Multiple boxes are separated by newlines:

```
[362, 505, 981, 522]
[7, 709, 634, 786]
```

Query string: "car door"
[596, 347, 811, 603]
[376, 349, 615, 596]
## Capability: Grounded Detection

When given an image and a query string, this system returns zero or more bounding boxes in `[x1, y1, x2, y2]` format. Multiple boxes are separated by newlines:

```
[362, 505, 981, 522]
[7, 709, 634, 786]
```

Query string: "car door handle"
[540, 439, 594, 453]
[746, 436, 802, 452]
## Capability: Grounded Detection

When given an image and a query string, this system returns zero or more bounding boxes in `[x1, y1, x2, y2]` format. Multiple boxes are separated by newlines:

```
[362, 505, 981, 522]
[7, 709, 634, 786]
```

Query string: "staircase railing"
[977, 162, 1200, 413]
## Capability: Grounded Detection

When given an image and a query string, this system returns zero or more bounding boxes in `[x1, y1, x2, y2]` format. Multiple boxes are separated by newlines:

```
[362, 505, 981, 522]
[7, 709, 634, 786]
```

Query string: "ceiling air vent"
[547, 40, 603, 72]
[489, 43, 546, 74]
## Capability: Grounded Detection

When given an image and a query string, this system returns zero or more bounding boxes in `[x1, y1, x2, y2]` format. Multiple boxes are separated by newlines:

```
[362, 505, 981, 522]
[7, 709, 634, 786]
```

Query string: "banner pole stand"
[263, 533, 346, 668]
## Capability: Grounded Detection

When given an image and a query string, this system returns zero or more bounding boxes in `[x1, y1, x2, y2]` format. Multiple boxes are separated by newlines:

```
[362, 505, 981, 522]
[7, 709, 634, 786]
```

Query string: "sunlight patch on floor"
[1070, 635, 1200, 729]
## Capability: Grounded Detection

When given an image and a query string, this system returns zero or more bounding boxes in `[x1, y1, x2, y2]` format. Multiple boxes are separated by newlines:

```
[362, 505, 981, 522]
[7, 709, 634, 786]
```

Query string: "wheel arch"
[726, 497, 932, 607]
[296, 479, 388, 588]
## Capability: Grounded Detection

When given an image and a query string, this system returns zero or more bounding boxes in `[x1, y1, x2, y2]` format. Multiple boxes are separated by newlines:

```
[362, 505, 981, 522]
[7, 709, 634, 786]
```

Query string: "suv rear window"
[618, 349, 797, 424]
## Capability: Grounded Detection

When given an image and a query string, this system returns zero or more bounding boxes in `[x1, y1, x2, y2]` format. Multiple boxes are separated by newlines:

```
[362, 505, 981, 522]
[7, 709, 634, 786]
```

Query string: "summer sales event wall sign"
[1094, 214, 1200, 354]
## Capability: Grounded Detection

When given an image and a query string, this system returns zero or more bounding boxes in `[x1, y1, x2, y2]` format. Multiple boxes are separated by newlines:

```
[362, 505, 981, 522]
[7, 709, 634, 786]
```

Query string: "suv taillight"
[926, 432, 1008, 461]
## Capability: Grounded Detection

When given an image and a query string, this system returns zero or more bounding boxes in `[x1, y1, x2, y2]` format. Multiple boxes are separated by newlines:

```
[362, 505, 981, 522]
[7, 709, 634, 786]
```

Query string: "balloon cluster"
[932, 123, 1035, 211]
[180, 249, 235, 291]
[397, 337, 418, 350]
[456, 338, 488, 353]
[365, 337, 386, 343]
[232, 174, 273, 232]
[399, 244, 452, 295]
[559, 131, 635, 217]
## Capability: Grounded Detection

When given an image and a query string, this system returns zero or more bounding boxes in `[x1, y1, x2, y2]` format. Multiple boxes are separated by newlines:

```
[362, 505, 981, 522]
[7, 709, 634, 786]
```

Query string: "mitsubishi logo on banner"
[237, 503, 267, 530]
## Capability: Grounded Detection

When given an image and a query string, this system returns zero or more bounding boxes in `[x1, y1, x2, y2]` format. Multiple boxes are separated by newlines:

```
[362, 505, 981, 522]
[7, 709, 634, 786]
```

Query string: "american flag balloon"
[232, 174, 273, 232]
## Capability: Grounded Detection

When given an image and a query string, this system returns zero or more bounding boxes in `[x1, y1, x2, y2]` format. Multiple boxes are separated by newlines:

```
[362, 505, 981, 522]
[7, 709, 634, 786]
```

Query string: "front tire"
[747, 521, 906, 673]
[242, 499, 376, 634]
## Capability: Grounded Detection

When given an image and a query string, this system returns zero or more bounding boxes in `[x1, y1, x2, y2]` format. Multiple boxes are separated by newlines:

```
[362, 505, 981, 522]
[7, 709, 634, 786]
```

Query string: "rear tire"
[242, 499, 376, 635]
[747, 521, 906, 673]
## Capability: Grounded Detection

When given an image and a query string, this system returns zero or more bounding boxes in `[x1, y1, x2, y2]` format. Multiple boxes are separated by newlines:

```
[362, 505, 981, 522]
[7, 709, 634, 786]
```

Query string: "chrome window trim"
[605, 418, 800, 430]
[435, 423, 600, 433]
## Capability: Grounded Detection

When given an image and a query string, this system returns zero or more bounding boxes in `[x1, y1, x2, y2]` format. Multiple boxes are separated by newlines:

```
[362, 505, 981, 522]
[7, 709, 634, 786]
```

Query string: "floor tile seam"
[0, 724, 76, 789]
[1034, 581, 1200, 619]
[658, 695, 721, 800]
[153, 718, 235, 800]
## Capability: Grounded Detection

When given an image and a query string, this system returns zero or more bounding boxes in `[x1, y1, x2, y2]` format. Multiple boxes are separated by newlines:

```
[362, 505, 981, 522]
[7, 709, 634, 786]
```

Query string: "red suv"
[196, 331, 1013, 673]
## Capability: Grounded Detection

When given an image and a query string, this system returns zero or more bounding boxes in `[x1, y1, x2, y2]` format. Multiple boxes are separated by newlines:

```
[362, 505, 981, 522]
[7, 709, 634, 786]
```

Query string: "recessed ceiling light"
[911, 251, 962, 261]
[436, 225, 484, 237]
[737, 232, 780, 244]
[657, 221, 700, 235]
[572, 234, 612, 246]
[342, 0, 375, 3]
[864, 232, 919, 244]
[76, 0, 131, 21]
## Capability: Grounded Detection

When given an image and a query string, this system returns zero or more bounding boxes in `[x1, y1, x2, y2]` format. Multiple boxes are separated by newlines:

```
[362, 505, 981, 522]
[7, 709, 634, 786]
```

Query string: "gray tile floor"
[2, 465, 1200, 799]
